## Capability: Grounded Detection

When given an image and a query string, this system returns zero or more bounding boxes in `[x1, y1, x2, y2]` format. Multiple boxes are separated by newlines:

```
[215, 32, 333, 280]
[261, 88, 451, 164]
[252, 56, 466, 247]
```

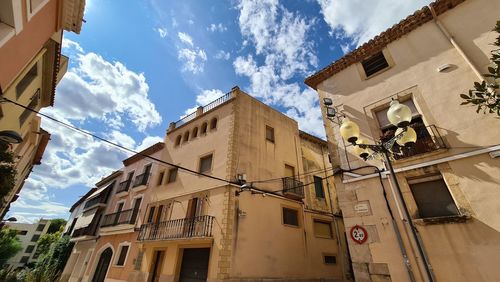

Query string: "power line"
[2, 97, 238, 186]
[250, 166, 335, 184]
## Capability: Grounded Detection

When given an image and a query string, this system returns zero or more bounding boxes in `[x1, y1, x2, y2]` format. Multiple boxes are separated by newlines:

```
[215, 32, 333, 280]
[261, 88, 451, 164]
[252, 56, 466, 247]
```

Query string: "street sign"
[350, 225, 368, 244]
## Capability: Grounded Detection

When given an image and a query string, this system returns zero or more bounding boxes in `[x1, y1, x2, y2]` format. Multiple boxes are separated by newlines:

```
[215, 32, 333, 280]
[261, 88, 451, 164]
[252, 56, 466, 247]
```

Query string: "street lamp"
[325, 98, 435, 282]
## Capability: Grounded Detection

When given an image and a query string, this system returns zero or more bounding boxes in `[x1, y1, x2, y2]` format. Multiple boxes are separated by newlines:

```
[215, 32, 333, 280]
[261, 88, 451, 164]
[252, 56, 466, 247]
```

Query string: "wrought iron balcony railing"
[381, 124, 446, 160]
[72, 223, 99, 238]
[282, 177, 305, 199]
[173, 92, 233, 128]
[101, 209, 135, 228]
[137, 215, 214, 241]
[133, 172, 149, 187]
[116, 180, 131, 194]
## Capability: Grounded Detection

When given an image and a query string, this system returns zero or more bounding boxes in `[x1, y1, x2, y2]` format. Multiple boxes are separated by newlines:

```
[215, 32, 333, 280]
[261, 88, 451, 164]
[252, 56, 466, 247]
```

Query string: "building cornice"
[304, 0, 466, 89]
[122, 142, 165, 166]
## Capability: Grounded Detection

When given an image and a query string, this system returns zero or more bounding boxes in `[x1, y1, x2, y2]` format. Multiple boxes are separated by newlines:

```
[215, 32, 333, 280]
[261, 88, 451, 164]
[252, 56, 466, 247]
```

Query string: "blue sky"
[8, 0, 432, 222]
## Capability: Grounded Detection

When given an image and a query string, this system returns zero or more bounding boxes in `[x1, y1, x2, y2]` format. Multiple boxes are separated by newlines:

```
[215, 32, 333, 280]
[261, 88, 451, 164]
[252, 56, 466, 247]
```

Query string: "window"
[116, 202, 124, 212]
[36, 223, 45, 231]
[282, 207, 299, 227]
[18, 230, 28, 235]
[313, 220, 333, 238]
[19, 88, 40, 125]
[361, 51, 389, 77]
[314, 176, 325, 198]
[27, 0, 49, 20]
[175, 135, 181, 146]
[192, 127, 198, 138]
[16, 63, 37, 98]
[0, 0, 23, 48]
[201, 122, 208, 134]
[147, 206, 156, 223]
[157, 171, 164, 186]
[199, 154, 213, 173]
[210, 118, 218, 130]
[409, 176, 459, 218]
[183, 131, 189, 143]
[31, 234, 40, 242]
[20, 256, 30, 264]
[25, 245, 35, 253]
[116, 245, 129, 266]
[324, 255, 336, 264]
[167, 168, 177, 183]
[266, 125, 275, 143]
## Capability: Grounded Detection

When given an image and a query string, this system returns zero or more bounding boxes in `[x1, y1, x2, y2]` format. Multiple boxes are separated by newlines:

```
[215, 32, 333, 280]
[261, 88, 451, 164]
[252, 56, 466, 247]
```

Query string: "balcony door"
[184, 198, 203, 236]
[130, 197, 142, 224]
[114, 202, 124, 225]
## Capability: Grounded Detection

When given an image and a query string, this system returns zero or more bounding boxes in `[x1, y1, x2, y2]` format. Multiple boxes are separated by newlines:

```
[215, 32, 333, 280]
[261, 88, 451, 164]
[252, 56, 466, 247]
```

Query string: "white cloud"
[214, 50, 230, 60]
[233, 0, 324, 137]
[136, 136, 164, 151]
[178, 32, 194, 46]
[54, 52, 161, 132]
[157, 27, 168, 38]
[188, 19, 194, 25]
[108, 130, 136, 149]
[340, 43, 351, 54]
[62, 38, 83, 53]
[178, 48, 207, 74]
[318, 0, 433, 46]
[208, 23, 227, 32]
[172, 17, 178, 28]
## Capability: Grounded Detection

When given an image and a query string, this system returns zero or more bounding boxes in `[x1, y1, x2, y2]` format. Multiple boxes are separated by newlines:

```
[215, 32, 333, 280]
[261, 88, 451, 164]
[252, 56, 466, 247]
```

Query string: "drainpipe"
[429, 5, 485, 81]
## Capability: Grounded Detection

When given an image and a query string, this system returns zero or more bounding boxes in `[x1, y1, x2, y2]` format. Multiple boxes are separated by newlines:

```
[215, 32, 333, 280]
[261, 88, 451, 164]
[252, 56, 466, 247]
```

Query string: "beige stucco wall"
[314, 0, 500, 281]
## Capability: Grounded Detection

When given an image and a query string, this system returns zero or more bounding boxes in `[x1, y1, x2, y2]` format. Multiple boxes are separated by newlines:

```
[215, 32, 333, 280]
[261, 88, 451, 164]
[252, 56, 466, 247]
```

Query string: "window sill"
[0, 23, 15, 48]
[414, 214, 469, 225]
[282, 223, 300, 229]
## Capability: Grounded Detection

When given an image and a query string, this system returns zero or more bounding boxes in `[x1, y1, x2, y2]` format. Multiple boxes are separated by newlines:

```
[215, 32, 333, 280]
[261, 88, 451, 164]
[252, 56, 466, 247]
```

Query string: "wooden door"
[179, 248, 210, 282]
[92, 247, 112, 282]
[149, 250, 165, 282]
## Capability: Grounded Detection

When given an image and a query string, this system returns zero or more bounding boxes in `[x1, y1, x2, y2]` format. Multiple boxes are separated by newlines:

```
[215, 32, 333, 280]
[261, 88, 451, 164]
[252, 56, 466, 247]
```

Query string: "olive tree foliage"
[0, 228, 22, 267]
[460, 21, 500, 115]
[0, 142, 16, 203]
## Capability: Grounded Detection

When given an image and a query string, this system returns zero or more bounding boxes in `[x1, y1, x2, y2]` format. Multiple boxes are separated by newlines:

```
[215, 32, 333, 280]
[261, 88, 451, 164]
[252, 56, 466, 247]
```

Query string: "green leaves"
[460, 20, 500, 116]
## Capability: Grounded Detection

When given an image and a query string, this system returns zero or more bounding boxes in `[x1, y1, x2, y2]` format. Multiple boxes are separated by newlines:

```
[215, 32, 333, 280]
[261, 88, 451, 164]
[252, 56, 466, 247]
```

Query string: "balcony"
[72, 223, 98, 239]
[132, 173, 149, 191]
[101, 209, 135, 228]
[382, 124, 446, 160]
[282, 177, 305, 200]
[116, 180, 131, 196]
[138, 215, 214, 241]
[84, 194, 108, 210]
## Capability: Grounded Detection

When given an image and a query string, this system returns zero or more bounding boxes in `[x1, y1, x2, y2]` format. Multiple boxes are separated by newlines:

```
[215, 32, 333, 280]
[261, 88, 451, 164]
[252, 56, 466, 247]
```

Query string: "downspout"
[321, 145, 348, 281]
[429, 5, 485, 81]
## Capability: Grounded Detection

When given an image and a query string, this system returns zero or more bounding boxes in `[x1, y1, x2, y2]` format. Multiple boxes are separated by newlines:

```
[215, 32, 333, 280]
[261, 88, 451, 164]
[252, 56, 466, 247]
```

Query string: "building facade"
[61, 143, 164, 282]
[305, 0, 500, 281]
[5, 218, 51, 269]
[0, 0, 86, 219]
[132, 87, 349, 282]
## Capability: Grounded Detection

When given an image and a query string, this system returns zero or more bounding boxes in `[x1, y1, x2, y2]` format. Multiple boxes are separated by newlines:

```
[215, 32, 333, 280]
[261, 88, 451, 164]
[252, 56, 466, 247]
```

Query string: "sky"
[8, 0, 432, 223]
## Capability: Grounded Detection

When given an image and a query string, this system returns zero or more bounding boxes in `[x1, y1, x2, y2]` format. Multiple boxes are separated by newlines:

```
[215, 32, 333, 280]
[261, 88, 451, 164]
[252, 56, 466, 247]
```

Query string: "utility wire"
[250, 166, 335, 184]
[2, 97, 238, 186]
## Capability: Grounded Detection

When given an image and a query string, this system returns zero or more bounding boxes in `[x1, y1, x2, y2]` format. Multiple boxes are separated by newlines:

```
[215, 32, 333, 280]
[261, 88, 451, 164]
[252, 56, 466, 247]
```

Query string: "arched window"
[183, 131, 190, 143]
[201, 122, 208, 134]
[192, 127, 198, 138]
[210, 118, 218, 130]
[175, 135, 181, 146]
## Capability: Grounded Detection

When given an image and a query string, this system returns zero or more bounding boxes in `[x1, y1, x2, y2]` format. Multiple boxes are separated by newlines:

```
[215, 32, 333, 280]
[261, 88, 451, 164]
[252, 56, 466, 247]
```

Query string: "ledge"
[414, 214, 470, 225]
[115, 190, 129, 198]
[132, 184, 147, 192]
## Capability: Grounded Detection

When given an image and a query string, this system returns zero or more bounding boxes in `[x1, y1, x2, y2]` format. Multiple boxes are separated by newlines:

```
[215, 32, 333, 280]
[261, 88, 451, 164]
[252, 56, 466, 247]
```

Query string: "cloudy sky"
[8, 0, 432, 222]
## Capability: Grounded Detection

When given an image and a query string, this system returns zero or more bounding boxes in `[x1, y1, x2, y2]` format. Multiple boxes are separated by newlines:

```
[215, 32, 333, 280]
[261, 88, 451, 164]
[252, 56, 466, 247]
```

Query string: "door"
[179, 248, 210, 282]
[149, 250, 165, 282]
[184, 198, 202, 236]
[92, 247, 112, 282]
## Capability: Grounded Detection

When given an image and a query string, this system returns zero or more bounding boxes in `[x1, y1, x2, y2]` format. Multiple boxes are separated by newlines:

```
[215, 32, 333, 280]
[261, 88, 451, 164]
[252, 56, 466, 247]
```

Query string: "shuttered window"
[314, 220, 333, 238]
[167, 168, 178, 183]
[314, 176, 325, 198]
[282, 207, 299, 227]
[409, 176, 459, 218]
[116, 245, 129, 266]
[266, 126, 275, 143]
[361, 51, 389, 77]
[199, 154, 213, 173]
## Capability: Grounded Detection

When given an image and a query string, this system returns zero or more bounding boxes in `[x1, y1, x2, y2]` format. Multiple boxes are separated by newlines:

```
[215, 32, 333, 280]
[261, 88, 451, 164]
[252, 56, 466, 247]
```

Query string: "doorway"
[149, 250, 165, 282]
[179, 248, 210, 282]
[92, 247, 112, 282]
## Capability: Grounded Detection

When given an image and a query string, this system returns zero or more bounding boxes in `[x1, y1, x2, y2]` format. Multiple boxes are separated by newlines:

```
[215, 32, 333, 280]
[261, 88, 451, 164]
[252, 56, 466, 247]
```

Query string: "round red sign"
[350, 225, 368, 244]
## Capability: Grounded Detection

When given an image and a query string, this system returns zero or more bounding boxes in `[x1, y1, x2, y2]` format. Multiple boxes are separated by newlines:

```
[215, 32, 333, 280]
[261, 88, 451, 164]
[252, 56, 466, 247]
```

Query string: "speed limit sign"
[350, 225, 368, 244]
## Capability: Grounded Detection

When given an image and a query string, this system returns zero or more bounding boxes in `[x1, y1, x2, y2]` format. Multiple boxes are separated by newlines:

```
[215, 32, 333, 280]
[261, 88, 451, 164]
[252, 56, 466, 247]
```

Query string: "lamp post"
[325, 98, 435, 282]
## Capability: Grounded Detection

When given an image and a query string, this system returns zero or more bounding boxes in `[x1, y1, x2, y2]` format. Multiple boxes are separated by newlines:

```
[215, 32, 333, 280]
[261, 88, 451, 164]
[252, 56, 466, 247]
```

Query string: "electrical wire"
[249, 166, 335, 184]
[1, 97, 238, 186]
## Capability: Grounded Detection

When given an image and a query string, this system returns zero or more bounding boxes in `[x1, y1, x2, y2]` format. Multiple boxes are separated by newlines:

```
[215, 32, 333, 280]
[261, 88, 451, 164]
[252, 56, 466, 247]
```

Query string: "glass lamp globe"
[352, 138, 371, 159]
[340, 118, 360, 144]
[387, 100, 412, 128]
[395, 127, 417, 146]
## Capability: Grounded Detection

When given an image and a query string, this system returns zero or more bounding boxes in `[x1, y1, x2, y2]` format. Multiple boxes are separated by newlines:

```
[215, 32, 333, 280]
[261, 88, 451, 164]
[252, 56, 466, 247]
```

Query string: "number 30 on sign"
[350, 225, 368, 244]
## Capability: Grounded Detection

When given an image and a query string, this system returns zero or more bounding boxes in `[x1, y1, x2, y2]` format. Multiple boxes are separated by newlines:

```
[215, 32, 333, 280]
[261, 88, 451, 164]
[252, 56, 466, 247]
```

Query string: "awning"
[73, 209, 97, 230]
[86, 181, 114, 202]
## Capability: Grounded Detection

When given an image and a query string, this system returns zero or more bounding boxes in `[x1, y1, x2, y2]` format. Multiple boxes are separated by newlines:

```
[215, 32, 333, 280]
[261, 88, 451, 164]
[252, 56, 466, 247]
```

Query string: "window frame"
[114, 242, 131, 267]
[175, 135, 181, 146]
[157, 170, 165, 186]
[26, 0, 50, 21]
[167, 167, 178, 183]
[0, 0, 23, 48]
[313, 219, 333, 239]
[313, 176, 325, 199]
[201, 122, 208, 135]
[183, 131, 190, 143]
[25, 245, 35, 253]
[31, 234, 40, 242]
[198, 153, 213, 174]
[192, 127, 198, 138]
[358, 49, 394, 80]
[210, 117, 218, 130]
[282, 206, 300, 227]
[323, 254, 337, 265]
[16, 62, 38, 99]
[265, 125, 275, 143]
